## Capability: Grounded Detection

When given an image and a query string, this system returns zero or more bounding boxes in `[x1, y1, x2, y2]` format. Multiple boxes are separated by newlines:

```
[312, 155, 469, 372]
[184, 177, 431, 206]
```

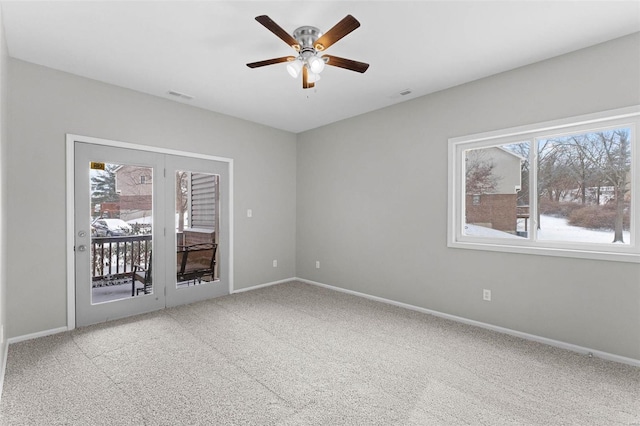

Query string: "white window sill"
[448, 239, 640, 263]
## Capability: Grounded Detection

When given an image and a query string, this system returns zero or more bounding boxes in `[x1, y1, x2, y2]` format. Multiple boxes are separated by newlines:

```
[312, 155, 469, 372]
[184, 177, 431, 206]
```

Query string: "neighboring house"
[100, 166, 217, 236]
[179, 172, 218, 246]
[563, 170, 632, 204]
[465, 147, 524, 233]
[114, 165, 153, 221]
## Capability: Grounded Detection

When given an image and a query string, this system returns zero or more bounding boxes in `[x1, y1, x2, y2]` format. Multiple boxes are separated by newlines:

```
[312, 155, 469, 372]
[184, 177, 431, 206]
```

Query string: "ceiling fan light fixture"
[307, 72, 321, 83]
[286, 59, 303, 78]
[307, 55, 325, 74]
[248, 15, 368, 89]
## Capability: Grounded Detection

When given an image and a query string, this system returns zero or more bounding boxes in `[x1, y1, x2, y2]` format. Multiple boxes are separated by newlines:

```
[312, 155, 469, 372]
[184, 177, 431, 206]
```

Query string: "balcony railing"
[516, 205, 530, 218]
[516, 205, 530, 234]
[91, 234, 152, 284]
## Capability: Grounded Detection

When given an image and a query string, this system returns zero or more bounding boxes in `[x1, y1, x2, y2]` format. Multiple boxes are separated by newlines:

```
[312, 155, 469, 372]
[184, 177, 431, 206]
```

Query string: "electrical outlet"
[273, 259, 277, 268]
[315, 261, 320, 269]
[483, 289, 491, 301]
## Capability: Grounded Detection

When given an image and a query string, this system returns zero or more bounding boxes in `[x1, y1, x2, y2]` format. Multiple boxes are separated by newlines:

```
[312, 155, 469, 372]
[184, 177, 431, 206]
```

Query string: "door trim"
[66, 134, 234, 330]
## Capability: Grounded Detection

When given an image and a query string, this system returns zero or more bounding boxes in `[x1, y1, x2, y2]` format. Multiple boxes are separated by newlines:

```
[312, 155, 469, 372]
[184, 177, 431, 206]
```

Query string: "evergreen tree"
[91, 164, 119, 204]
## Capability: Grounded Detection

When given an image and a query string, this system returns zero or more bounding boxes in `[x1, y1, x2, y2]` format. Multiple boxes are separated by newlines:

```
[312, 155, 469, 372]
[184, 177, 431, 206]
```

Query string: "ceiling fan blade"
[246, 56, 295, 69]
[314, 15, 360, 51]
[322, 55, 369, 73]
[255, 15, 300, 51]
[302, 67, 314, 89]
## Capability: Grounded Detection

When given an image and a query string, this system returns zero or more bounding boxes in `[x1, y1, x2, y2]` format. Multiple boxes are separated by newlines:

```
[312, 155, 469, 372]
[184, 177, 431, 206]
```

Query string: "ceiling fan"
[246, 15, 369, 89]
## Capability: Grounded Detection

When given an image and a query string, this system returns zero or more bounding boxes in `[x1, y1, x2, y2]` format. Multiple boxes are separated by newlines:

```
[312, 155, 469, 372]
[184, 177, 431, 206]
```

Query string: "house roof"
[496, 146, 526, 162]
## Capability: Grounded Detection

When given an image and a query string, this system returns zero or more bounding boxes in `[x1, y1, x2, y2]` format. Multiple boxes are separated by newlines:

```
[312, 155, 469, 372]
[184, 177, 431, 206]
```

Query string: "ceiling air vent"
[168, 90, 194, 100]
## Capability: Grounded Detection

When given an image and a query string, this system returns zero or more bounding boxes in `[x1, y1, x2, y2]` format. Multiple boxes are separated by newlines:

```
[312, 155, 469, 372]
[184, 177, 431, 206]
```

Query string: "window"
[448, 106, 640, 262]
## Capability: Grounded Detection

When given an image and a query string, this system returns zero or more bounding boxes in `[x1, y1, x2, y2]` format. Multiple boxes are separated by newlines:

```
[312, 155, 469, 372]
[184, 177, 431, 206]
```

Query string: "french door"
[74, 142, 229, 327]
[164, 154, 229, 307]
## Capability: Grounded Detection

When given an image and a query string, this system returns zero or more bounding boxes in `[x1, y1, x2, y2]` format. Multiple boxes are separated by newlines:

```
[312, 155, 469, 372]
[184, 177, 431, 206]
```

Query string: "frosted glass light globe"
[307, 55, 325, 74]
[286, 60, 303, 78]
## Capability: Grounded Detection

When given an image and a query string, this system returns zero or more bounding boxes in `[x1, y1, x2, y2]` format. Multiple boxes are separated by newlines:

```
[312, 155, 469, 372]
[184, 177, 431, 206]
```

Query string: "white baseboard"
[232, 277, 296, 294]
[6, 279, 638, 368]
[0, 339, 8, 404]
[6, 326, 69, 345]
[9, 280, 295, 346]
[295, 277, 640, 368]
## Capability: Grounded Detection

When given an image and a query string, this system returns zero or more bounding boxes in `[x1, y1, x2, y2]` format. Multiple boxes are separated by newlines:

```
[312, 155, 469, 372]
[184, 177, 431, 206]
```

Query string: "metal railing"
[91, 235, 152, 282]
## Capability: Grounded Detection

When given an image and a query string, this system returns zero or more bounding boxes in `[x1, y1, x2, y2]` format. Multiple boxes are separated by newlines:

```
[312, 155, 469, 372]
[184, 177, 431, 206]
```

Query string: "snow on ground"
[465, 215, 630, 244]
[537, 215, 630, 244]
[127, 216, 152, 225]
[127, 213, 189, 228]
[464, 224, 521, 239]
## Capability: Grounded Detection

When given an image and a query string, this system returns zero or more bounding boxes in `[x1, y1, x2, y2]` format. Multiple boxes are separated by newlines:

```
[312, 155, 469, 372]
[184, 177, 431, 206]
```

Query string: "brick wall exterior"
[466, 194, 517, 233]
[119, 195, 152, 211]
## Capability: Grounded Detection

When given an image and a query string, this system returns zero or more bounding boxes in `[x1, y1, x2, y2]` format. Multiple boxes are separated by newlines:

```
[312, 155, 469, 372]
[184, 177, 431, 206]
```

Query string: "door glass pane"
[463, 142, 530, 238]
[90, 162, 153, 303]
[176, 170, 219, 289]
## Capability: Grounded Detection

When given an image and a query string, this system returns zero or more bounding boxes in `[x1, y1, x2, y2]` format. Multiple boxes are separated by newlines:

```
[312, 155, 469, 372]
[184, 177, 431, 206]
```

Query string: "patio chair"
[177, 243, 217, 285]
[131, 251, 152, 296]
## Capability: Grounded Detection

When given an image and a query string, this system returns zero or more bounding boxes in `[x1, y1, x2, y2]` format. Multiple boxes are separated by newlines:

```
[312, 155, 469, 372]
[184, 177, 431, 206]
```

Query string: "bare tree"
[465, 150, 499, 194]
[542, 129, 630, 242]
[598, 130, 630, 242]
[118, 167, 153, 221]
[557, 135, 604, 205]
[176, 171, 189, 232]
[503, 142, 530, 206]
[538, 140, 576, 203]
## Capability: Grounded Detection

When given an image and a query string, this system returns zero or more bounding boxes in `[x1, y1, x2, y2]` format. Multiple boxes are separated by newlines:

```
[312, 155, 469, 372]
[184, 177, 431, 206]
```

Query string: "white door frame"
[66, 134, 234, 330]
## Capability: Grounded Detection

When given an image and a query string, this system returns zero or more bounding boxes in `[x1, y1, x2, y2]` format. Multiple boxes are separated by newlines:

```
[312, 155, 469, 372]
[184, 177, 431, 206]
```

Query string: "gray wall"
[0, 5, 8, 359]
[7, 59, 297, 338]
[6, 31, 640, 361]
[297, 33, 640, 360]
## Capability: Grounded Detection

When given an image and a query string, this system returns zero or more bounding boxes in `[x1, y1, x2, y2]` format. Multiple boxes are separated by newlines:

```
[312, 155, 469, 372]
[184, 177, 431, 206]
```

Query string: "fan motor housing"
[245, 14, 369, 85]
[292, 26, 322, 52]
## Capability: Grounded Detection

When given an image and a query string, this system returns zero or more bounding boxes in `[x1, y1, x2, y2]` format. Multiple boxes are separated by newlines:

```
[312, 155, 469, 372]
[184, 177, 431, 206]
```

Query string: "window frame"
[448, 106, 640, 263]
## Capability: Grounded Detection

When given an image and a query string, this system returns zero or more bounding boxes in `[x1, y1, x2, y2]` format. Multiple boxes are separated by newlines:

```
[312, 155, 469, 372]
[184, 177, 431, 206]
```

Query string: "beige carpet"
[1, 281, 638, 425]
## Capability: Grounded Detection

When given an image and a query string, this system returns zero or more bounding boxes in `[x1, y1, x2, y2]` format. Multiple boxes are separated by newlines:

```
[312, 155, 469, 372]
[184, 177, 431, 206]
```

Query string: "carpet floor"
[1, 281, 638, 425]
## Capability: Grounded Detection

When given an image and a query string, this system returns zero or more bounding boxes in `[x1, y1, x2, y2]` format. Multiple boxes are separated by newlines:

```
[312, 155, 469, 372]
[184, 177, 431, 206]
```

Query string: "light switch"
[247, 209, 252, 218]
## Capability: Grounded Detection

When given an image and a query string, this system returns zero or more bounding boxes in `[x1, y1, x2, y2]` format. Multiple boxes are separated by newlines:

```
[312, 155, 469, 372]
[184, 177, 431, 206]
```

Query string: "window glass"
[449, 107, 639, 261]
[536, 128, 631, 244]
[463, 142, 529, 239]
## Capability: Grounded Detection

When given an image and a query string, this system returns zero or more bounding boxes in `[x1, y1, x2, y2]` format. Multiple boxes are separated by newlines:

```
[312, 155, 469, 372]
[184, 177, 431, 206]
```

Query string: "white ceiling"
[2, 1, 639, 133]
